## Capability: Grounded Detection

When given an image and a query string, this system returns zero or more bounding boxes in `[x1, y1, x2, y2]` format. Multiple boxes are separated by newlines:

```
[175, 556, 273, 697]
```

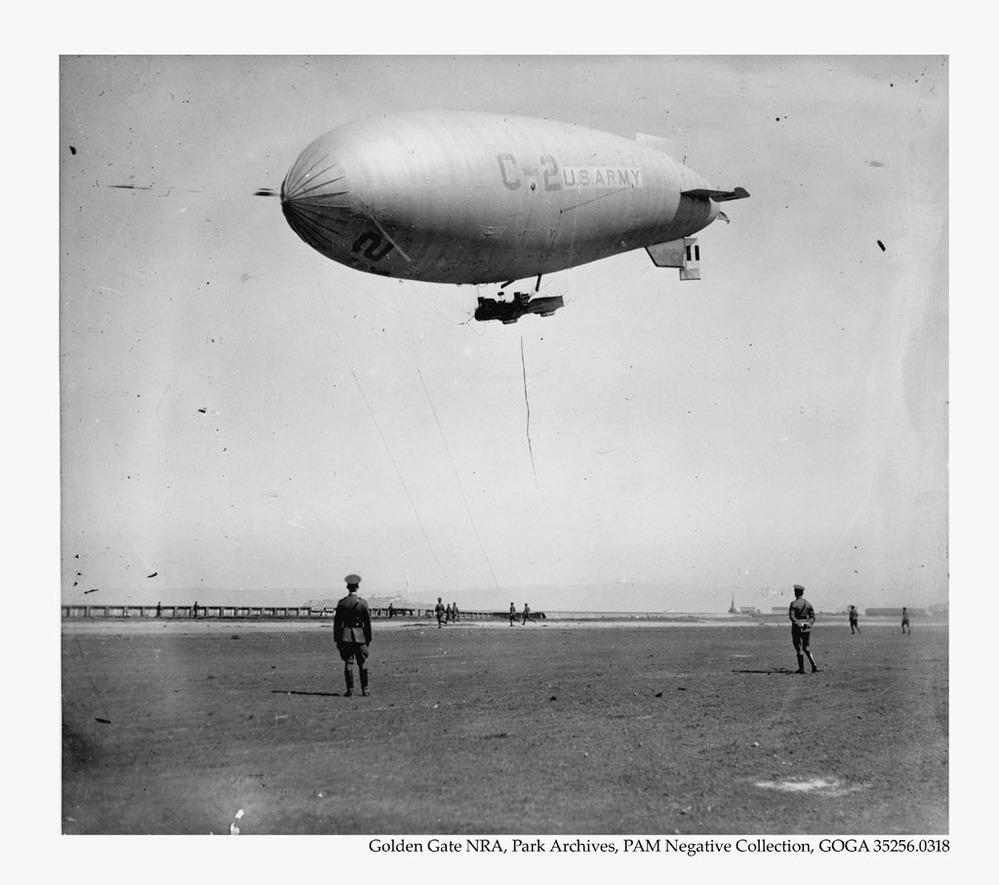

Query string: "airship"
[279, 111, 748, 323]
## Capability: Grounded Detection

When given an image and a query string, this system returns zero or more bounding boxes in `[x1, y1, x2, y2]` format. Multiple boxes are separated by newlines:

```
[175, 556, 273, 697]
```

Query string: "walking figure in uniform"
[848, 605, 861, 634]
[435, 597, 447, 628]
[445, 603, 453, 623]
[522, 602, 531, 625]
[334, 574, 372, 697]
[789, 584, 819, 673]
[901, 606, 911, 634]
[509, 602, 516, 626]
[452, 603, 460, 623]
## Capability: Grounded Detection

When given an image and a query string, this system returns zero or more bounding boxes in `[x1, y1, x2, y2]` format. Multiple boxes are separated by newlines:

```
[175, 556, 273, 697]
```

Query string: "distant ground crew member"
[435, 597, 447, 628]
[522, 602, 532, 625]
[789, 584, 819, 673]
[192, 601, 199, 619]
[452, 602, 460, 622]
[901, 607, 911, 634]
[509, 602, 516, 626]
[848, 605, 861, 634]
[334, 574, 372, 697]
[388, 602, 394, 618]
[156, 601, 162, 618]
[445, 602, 453, 623]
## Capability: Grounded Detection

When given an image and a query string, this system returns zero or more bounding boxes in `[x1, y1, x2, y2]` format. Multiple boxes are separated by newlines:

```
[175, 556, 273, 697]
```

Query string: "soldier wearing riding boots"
[334, 574, 372, 696]
[789, 584, 819, 674]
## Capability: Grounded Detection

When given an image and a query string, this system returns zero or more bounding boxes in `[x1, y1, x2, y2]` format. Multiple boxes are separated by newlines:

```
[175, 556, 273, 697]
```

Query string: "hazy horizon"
[62, 578, 947, 614]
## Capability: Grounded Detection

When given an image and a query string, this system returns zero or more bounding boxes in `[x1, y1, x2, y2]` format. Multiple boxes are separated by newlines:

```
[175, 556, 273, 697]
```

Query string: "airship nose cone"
[280, 137, 351, 257]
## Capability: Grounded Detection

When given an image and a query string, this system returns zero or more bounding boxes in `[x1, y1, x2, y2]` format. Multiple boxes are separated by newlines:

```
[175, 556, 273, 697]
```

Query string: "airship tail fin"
[681, 186, 750, 202]
[645, 237, 701, 280]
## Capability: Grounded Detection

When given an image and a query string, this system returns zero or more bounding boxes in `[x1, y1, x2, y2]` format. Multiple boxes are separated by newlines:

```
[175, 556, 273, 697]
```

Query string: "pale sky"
[57, 55, 949, 612]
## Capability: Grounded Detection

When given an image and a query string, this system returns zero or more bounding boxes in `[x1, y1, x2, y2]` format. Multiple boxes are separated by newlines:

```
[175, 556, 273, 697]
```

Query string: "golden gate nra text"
[366, 838, 820, 855]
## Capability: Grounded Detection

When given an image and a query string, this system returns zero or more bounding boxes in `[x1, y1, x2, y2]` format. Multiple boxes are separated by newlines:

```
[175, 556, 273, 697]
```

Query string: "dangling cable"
[521, 337, 538, 486]
[350, 369, 448, 578]
[416, 368, 501, 591]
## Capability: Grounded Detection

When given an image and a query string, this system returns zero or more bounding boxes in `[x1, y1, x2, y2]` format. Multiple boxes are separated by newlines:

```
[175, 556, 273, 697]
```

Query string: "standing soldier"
[848, 605, 861, 634]
[901, 606, 911, 634]
[789, 584, 819, 673]
[334, 574, 372, 697]
[435, 597, 447, 628]
[509, 602, 516, 626]
[452, 602, 460, 623]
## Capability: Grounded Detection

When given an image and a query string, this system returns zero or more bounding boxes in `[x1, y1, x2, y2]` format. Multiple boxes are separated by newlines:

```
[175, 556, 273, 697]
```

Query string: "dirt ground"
[61, 618, 947, 835]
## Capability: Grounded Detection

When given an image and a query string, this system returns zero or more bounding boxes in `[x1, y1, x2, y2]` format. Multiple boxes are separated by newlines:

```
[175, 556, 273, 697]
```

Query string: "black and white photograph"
[20, 23, 984, 874]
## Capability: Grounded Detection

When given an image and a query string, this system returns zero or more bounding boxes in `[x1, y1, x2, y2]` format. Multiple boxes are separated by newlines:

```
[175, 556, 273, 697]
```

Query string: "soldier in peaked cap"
[334, 574, 372, 696]
[788, 584, 819, 674]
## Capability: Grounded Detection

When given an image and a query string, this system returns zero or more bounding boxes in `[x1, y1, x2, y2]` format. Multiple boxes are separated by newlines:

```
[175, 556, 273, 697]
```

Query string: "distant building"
[865, 607, 928, 618]
[739, 606, 760, 615]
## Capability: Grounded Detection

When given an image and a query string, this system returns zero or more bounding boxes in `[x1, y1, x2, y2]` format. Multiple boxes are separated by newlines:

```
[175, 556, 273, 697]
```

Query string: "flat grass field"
[61, 619, 947, 835]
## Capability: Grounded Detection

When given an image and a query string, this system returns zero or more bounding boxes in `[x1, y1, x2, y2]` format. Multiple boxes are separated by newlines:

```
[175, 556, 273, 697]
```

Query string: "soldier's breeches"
[791, 628, 810, 653]
[337, 642, 369, 666]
